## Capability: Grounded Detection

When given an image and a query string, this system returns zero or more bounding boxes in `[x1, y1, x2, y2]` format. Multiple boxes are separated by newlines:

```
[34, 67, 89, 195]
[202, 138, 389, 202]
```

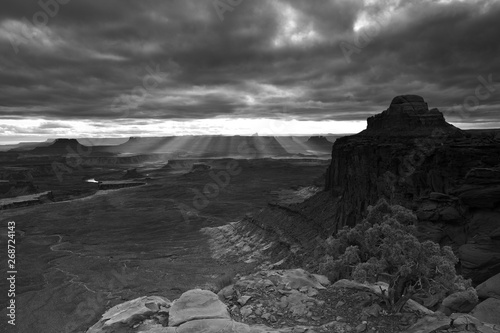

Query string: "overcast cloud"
[0, 0, 499, 141]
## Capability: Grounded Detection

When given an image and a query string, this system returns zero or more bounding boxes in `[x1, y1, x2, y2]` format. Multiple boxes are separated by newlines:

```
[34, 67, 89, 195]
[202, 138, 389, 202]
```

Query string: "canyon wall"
[249, 95, 500, 283]
[323, 95, 500, 282]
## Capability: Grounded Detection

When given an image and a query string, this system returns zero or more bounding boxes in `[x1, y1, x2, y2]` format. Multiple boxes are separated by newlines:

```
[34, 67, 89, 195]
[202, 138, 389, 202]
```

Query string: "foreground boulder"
[169, 289, 231, 326]
[450, 313, 500, 333]
[86, 268, 500, 333]
[403, 313, 451, 333]
[459, 241, 500, 283]
[87, 296, 171, 333]
[441, 289, 478, 313]
[471, 298, 500, 325]
[476, 272, 500, 300]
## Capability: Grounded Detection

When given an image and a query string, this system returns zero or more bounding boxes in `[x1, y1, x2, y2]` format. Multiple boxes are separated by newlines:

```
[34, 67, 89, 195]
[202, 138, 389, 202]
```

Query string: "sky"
[1, 0, 499, 144]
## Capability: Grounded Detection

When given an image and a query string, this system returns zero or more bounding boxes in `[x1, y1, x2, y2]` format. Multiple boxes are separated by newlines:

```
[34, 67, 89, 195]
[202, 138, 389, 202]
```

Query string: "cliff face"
[245, 95, 500, 283]
[324, 95, 500, 282]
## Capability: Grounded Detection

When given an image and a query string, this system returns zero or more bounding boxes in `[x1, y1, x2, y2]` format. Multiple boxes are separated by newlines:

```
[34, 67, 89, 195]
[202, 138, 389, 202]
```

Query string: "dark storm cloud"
[0, 0, 499, 125]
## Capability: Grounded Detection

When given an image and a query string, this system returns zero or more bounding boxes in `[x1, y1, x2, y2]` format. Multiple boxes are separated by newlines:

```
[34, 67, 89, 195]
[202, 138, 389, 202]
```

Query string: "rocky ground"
[86, 267, 500, 333]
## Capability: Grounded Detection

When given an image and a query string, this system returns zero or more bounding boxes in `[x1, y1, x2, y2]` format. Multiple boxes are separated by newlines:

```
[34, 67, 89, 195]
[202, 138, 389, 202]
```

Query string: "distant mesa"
[360, 94, 464, 137]
[49, 138, 88, 150]
[7, 139, 54, 152]
[103, 136, 176, 154]
[29, 138, 90, 155]
[306, 136, 330, 144]
[51, 138, 81, 145]
[305, 136, 333, 152]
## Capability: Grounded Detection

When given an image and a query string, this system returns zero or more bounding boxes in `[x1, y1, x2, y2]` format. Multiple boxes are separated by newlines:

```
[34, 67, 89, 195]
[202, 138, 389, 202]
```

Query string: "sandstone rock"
[311, 274, 330, 286]
[492, 227, 500, 240]
[450, 313, 500, 333]
[476, 272, 500, 300]
[438, 206, 461, 222]
[458, 185, 500, 208]
[471, 298, 500, 325]
[306, 287, 318, 297]
[176, 318, 275, 333]
[136, 321, 175, 332]
[442, 289, 478, 313]
[86, 295, 171, 333]
[403, 300, 435, 316]
[218, 284, 235, 300]
[391, 94, 427, 106]
[468, 210, 500, 238]
[459, 241, 500, 283]
[450, 313, 481, 328]
[403, 314, 450, 333]
[169, 289, 230, 326]
[355, 322, 367, 332]
[285, 290, 314, 316]
[465, 168, 500, 185]
[238, 295, 252, 306]
[429, 192, 454, 201]
[421, 201, 438, 211]
[267, 269, 327, 290]
[240, 305, 253, 317]
[332, 279, 389, 295]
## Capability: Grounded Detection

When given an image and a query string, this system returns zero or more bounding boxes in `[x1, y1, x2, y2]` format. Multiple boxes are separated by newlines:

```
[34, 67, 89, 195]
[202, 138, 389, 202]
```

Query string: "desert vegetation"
[315, 199, 474, 312]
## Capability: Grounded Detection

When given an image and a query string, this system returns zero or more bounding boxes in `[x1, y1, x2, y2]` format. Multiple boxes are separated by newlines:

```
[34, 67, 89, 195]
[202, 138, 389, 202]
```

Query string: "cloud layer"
[0, 0, 499, 139]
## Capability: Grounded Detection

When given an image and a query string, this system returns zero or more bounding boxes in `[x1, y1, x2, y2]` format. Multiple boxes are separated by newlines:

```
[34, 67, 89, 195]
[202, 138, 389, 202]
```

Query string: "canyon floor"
[0, 158, 328, 333]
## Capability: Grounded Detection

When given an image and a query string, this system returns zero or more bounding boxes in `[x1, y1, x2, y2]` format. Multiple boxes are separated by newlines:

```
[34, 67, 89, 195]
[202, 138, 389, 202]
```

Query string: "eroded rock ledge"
[87, 269, 500, 333]
[0, 190, 53, 210]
